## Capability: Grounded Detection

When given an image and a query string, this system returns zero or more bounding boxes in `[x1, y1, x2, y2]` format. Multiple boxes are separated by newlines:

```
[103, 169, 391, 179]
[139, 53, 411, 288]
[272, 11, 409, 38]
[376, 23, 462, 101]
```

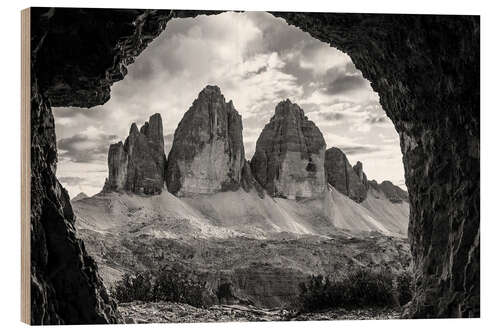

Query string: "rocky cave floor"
[119, 301, 402, 323]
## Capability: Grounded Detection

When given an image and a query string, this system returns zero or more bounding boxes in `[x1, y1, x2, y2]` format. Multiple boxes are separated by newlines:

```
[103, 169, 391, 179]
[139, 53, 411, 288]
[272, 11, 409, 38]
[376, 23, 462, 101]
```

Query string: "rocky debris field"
[293, 308, 402, 321]
[119, 301, 285, 323]
[118, 301, 402, 323]
[77, 224, 410, 308]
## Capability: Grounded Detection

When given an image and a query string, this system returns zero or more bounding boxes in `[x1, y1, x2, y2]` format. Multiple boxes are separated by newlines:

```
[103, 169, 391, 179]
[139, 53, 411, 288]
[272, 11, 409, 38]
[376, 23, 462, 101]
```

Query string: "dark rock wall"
[30, 75, 121, 324]
[35, 8, 171, 107]
[30, 7, 479, 321]
[324, 147, 368, 202]
[28, 7, 180, 324]
[272, 12, 479, 317]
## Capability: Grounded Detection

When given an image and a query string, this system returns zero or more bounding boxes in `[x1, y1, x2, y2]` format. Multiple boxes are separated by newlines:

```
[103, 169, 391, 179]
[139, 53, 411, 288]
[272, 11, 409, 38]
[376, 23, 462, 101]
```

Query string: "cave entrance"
[52, 10, 411, 316]
[29, 8, 479, 324]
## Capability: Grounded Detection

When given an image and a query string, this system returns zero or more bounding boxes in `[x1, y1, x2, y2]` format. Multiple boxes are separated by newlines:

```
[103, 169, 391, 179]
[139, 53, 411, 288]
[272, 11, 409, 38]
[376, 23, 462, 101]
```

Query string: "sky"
[53, 11, 405, 198]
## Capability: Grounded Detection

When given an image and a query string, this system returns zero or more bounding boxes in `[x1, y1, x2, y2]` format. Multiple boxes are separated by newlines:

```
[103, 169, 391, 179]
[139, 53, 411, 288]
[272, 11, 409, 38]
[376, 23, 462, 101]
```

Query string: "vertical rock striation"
[104, 113, 166, 195]
[324, 146, 408, 204]
[324, 147, 368, 202]
[166, 86, 245, 196]
[251, 100, 327, 199]
[353, 161, 369, 190]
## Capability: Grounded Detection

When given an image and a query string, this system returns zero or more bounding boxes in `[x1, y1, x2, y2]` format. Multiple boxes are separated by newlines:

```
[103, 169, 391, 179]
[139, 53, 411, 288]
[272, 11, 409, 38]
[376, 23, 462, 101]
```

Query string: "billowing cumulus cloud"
[53, 11, 405, 197]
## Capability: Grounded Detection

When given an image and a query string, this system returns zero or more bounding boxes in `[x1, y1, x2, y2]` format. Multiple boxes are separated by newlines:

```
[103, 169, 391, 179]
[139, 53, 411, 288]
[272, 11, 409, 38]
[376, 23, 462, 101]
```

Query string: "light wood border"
[21, 7, 31, 325]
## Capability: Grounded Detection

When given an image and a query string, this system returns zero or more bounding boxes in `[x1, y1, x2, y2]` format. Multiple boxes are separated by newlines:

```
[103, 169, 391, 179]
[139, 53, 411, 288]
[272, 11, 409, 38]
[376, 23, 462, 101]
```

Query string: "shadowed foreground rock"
[30, 75, 121, 324]
[251, 100, 327, 199]
[166, 86, 245, 196]
[29, 7, 479, 322]
[118, 301, 401, 323]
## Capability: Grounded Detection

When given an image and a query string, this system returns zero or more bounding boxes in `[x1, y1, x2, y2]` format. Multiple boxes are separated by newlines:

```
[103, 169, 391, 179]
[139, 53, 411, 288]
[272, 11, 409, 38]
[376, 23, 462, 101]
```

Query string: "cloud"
[325, 74, 368, 95]
[53, 107, 108, 121]
[56, 159, 110, 198]
[367, 115, 389, 124]
[58, 176, 85, 186]
[338, 145, 383, 155]
[57, 130, 118, 163]
[317, 112, 345, 122]
[245, 12, 310, 55]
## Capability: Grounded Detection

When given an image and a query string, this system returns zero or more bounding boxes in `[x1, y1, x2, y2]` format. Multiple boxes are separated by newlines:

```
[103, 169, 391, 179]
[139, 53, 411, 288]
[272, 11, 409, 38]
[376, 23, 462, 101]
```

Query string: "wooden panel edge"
[21, 7, 31, 326]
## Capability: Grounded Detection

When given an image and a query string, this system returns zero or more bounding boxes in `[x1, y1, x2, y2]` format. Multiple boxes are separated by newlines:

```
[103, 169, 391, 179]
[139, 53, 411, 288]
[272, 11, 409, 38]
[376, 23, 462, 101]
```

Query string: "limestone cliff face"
[166, 86, 245, 196]
[353, 161, 369, 190]
[104, 113, 166, 195]
[251, 100, 327, 199]
[325, 147, 408, 204]
[324, 147, 368, 203]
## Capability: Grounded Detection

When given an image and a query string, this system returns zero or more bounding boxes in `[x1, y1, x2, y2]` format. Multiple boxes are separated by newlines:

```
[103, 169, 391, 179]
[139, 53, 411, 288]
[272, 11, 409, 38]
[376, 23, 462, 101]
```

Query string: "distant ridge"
[71, 192, 88, 202]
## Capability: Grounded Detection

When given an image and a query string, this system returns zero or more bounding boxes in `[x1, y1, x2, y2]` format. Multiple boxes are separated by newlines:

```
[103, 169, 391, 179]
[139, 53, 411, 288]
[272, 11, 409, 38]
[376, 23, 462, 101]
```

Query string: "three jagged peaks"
[103, 85, 407, 204]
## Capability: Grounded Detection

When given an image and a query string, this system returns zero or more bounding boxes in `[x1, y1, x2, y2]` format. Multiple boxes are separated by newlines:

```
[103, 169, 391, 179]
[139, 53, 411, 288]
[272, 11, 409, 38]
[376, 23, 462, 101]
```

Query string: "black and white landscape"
[50, 12, 415, 323]
[63, 89, 410, 322]
[29, 8, 479, 325]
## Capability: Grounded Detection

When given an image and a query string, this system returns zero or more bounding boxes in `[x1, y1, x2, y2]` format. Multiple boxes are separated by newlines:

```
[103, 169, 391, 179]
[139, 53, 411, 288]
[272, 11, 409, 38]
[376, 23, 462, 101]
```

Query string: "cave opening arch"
[28, 8, 479, 323]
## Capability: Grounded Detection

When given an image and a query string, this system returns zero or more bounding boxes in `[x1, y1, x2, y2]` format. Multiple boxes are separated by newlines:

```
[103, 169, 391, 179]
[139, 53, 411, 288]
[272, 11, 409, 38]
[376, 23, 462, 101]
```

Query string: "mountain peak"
[104, 114, 166, 195]
[200, 85, 221, 94]
[372, 180, 409, 203]
[71, 192, 88, 202]
[275, 99, 305, 118]
[129, 122, 139, 135]
[251, 101, 326, 199]
[166, 86, 245, 196]
[324, 146, 408, 204]
[325, 147, 368, 203]
[197, 85, 224, 101]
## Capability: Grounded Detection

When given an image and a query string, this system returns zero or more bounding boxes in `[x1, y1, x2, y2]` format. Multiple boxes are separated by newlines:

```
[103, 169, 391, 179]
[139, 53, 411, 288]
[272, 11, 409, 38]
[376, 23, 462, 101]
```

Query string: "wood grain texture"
[21, 7, 30, 325]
